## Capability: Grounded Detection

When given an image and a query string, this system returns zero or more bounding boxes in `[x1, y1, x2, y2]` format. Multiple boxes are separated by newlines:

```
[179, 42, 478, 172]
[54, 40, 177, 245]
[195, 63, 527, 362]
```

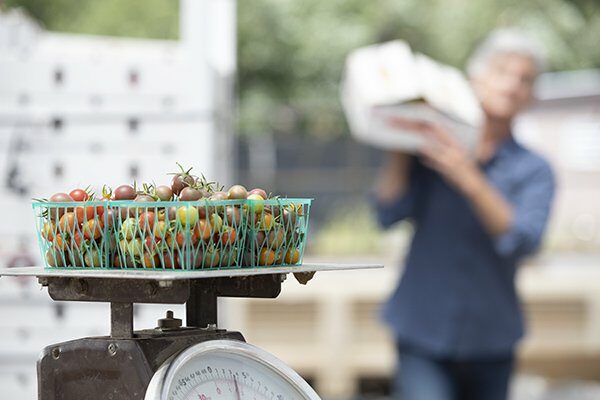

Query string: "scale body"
[2, 264, 380, 400]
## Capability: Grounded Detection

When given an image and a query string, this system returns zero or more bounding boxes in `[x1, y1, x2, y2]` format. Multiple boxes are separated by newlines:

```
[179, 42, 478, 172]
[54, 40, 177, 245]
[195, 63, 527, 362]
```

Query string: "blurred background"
[0, 0, 599, 398]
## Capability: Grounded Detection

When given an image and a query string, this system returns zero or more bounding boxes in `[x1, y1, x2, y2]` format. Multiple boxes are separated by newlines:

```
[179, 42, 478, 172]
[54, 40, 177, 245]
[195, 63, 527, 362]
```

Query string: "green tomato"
[84, 249, 102, 268]
[127, 238, 144, 258]
[121, 218, 137, 240]
[246, 194, 264, 214]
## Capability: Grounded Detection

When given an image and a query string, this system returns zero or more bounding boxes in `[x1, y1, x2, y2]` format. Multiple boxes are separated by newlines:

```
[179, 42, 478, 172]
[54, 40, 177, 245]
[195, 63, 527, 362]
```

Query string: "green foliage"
[4, 0, 600, 136]
[3, 0, 179, 39]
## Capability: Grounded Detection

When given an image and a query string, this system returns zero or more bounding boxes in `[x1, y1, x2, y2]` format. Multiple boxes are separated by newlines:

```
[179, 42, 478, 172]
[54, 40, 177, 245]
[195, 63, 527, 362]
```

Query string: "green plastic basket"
[243, 198, 312, 267]
[33, 201, 112, 269]
[110, 200, 247, 270]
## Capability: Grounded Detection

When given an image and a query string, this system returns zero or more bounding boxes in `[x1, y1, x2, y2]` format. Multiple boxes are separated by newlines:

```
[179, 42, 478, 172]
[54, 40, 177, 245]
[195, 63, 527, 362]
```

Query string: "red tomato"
[258, 248, 276, 266]
[75, 206, 96, 223]
[69, 189, 89, 202]
[42, 222, 56, 241]
[220, 228, 237, 246]
[193, 220, 212, 242]
[138, 211, 156, 232]
[161, 253, 180, 269]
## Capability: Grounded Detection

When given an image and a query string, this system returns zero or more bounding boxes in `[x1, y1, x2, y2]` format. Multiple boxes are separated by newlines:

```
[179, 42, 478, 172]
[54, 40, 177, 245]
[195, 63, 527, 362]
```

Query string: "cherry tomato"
[247, 194, 264, 214]
[127, 238, 144, 258]
[259, 213, 274, 231]
[114, 185, 136, 200]
[208, 213, 223, 231]
[284, 248, 300, 264]
[258, 248, 276, 266]
[161, 253, 180, 269]
[227, 185, 248, 200]
[69, 189, 89, 202]
[83, 219, 103, 240]
[121, 218, 137, 240]
[72, 232, 84, 248]
[177, 206, 199, 227]
[45, 248, 63, 267]
[267, 229, 285, 249]
[53, 234, 67, 251]
[193, 220, 212, 242]
[203, 248, 220, 268]
[220, 228, 237, 246]
[58, 212, 76, 234]
[153, 220, 168, 239]
[42, 222, 56, 241]
[248, 188, 268, 200]
[141, 252, 159, 268]
[75, 206, 96, 224]
[84, 249, 102, 268]
[138, 211, 156, 233]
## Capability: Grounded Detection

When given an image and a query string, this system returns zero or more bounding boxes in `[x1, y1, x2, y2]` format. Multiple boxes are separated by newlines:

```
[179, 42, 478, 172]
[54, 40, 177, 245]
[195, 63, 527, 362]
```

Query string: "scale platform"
[0, 263, 381, 280]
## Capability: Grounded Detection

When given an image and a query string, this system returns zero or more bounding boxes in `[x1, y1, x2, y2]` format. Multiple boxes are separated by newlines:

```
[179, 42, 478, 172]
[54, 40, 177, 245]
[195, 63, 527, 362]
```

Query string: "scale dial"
[145, 340, 320, 400]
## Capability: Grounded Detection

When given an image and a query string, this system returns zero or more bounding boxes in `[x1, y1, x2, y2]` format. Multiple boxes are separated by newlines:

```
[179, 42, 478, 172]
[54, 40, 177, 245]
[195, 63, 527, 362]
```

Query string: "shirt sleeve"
[372, 158, 423, 229]
[494, 162, 555, 260]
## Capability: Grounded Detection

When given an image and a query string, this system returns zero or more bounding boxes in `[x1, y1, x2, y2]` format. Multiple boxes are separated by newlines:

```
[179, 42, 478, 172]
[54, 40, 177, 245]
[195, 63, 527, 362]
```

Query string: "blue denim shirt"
[375, 137, 555, 358]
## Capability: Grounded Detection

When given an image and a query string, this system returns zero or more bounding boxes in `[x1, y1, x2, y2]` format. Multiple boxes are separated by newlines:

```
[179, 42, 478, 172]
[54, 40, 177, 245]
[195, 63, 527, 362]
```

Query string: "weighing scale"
[1, 263, 381, 400]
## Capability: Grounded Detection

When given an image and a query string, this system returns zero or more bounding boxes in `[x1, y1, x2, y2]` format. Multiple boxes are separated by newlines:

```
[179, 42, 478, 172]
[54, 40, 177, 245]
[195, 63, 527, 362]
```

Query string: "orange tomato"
[141, 252, 159, 269]
[284, 248, 300, 264]
[193, 220, 212, 242]
[220, 228, 237, 246]
[138, 211, 156, 232]
[83, 219, 103, 240]
[258, 248, 276, 266]
[58, 212, 76, 234]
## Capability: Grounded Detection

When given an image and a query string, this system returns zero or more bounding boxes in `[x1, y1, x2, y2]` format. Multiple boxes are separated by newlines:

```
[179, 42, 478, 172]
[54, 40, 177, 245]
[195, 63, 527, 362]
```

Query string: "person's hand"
[387, 116, 483, 196]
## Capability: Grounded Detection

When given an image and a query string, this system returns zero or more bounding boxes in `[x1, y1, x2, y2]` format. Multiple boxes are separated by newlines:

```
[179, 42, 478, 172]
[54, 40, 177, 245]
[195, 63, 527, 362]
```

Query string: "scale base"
[38, 327, 245, 400]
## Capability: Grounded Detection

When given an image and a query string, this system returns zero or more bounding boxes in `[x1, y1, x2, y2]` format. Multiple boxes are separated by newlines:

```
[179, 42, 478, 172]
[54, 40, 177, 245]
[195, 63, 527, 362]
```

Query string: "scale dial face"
[146, 340, 320, 400]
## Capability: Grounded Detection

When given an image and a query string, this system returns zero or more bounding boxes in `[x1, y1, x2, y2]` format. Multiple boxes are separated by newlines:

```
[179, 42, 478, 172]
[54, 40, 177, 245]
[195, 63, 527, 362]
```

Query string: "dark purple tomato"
[179, 187, 202, 201]
[114, 185, 136, 200]
[209, 191, 229, 201]
[48, 192, 73, 220]
[171, 175, 196, 196]
[155, 185, 173, 201]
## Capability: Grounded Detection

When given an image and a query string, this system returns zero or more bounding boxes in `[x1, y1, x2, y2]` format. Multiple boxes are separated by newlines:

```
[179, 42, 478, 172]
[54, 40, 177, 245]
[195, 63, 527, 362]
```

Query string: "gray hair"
[467, 28, 546, 78]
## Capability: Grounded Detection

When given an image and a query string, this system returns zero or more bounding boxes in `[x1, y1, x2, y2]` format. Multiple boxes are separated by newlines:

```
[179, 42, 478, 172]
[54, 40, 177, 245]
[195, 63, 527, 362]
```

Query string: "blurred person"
[374, 29, 555, 400]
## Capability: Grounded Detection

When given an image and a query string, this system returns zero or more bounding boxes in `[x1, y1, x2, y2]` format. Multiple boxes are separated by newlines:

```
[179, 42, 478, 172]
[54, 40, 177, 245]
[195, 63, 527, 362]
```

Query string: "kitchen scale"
[1, 263, 381, 400]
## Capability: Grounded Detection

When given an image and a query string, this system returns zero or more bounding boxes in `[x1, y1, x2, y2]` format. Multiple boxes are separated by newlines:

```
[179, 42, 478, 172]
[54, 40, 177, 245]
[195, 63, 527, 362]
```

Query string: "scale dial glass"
[148, 340, 319, 400]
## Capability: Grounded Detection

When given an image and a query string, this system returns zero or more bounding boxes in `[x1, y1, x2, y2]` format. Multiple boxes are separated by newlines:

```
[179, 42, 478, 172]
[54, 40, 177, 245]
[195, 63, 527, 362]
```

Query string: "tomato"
[208, 213, 223, 231]
[75, 206, 96, 224]
[53, 234, 67, 251]
[177, 206, 199, 226]
[220, 228, 237, 246]
[179, 187, 202, 201]
[141, 252, 159, 268]
[161, 253, 180, 269]
[127, 238, 144, 258]
[138, 211, 156, 232]
[281, 208, 297, 227]
[41, 221, 56, 241]
[167, 232, 187, 249]
[69, 189, 89, 202]
[155, 185, 173, 201]
[224, 206, 241, 226]
[114, 185, 136, 200]
[258, 248, 276, 266]
[248, 188, 268, 200]
[227, 185, 248, 200]
[45, 249, 62, 267]
[72, 232, 85, 248]
[113, 255, 123, 268]
[193, 220, 212, 242]
[267, 229, 285, 249]
[84, 249, 102, 268]
[171, 174, 196, 196]
[247, 194, 264, 214]
[153, 220, 168, 239]
[219, 248, 239, 267]
[203, 247, 220, 268]
[83, 219, 103, 240]
[48, 193, 73, 221]
[259, 213, 274, 231]
[284, 248, 300, 264]
[58, 212, 76, 234]
[157, 210, 166, 221]
[121, 218, 137, 240]
[144, 236, 161, 253]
